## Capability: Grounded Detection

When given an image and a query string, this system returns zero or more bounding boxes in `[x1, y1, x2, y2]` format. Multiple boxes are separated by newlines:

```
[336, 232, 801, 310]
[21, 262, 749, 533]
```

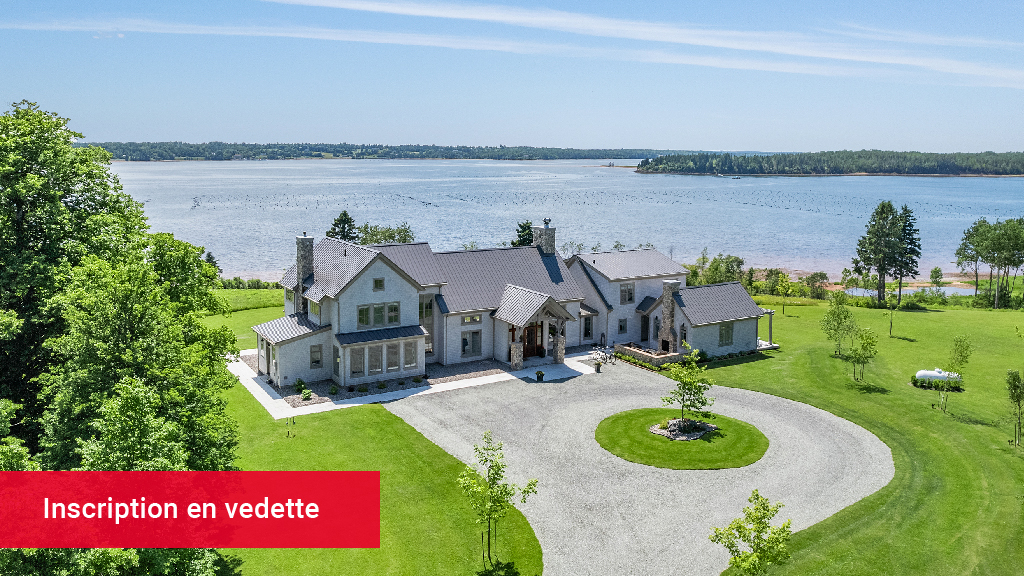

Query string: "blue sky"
[2, 0, 1022, 151]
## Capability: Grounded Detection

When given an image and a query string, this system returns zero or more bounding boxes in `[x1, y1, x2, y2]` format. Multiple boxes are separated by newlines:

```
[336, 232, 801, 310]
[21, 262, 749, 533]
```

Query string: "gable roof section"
[253, 314, 331, 345]
[434, 246, 584, 313]
[282, 237, 423, 303]
[572, 249, 687, 281]
[573, 260, 613, 311]
[282, 238, 377, 300]
[676, 282, 764, 326]
[635, 295, 659, 315]
[370, 242, 446, 286]
[494, 285, 575, 326]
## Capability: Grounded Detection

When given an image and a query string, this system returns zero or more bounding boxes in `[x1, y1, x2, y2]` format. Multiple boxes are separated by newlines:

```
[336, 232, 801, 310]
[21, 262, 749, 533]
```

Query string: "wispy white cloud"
[0, 19, 858, 76]
[264, 0, 1024, 88]
[828, 24, 1024, 50]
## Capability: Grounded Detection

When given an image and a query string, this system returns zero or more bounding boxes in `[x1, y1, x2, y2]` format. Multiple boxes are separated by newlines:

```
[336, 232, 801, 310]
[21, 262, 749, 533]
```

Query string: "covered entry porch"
[494, 284, 576, 371]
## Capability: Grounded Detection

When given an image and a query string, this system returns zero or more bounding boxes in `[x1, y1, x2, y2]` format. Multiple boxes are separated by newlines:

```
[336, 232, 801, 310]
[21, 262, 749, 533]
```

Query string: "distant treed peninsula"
[636, 150, 1024, 176]
[75, 141, 692, 161]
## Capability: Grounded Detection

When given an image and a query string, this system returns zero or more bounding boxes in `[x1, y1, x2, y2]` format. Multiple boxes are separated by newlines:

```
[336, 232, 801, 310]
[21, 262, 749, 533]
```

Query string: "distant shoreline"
[635, 171, 1024, 178]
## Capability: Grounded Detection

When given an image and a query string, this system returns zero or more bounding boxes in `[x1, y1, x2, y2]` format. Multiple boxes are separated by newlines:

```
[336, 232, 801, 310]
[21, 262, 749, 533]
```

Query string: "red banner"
[0, 471, 379, 548]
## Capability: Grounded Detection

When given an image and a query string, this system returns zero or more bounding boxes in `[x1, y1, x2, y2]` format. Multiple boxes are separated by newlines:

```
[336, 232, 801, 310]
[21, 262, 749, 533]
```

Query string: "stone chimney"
[531, 218, 556, 256]
[659, 279, 682, 352]
[295, 232, 314, 314]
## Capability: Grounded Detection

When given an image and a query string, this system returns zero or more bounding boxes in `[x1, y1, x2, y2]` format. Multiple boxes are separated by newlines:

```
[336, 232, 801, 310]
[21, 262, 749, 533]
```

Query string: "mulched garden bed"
[649, 418, 719, 441]
[269, 377, 426, 408]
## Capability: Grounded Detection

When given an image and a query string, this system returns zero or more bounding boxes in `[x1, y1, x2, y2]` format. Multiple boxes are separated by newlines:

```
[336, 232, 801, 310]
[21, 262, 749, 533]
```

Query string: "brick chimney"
[659, 279, 681, 352]
[531, 218, 556, 256]
[295, 232, 314, 314]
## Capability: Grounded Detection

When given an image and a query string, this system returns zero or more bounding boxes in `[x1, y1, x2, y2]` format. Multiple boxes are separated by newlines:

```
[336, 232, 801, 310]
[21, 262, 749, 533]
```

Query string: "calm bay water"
[110, 159, 1024, 281]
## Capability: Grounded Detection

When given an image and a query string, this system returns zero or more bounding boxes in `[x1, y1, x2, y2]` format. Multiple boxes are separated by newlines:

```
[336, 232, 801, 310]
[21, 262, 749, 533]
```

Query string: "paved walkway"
[228, 349, 596, 420]
[385, 360, 895, 576]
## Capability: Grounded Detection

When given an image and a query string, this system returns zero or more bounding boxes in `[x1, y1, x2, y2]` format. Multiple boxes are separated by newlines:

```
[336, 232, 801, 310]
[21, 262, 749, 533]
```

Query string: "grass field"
[201, 306, 284, 349]
[213, 289, 284, 313]
[711, 303, 1024, 575]
[221, 388, 544, 576]
[595, 408, 768, 470]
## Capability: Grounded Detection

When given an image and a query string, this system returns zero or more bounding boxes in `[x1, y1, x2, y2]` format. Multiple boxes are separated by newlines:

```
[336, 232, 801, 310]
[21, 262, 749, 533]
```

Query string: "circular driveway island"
[386, 362, 894, 576]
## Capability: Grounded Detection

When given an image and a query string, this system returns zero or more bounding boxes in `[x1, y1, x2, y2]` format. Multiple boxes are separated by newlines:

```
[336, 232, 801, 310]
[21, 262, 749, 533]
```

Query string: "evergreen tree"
[326, 210, 358, 241]
[893, 205, 921, 305]
[510, 221, 533, 247]
[203, 251, 222, 274]
[853, 201, 901, 304]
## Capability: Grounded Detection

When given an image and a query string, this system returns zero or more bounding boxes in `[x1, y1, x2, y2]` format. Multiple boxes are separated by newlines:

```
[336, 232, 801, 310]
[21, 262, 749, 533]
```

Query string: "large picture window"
[462, 330, 482, 357]
[404, 341, 418, 369]
[620, 282, 635, 305]
[719, 322, 734, 347]
[350, 347, 365, 377]
[386, 343, 400, 372]
[368, 345, 383, 375]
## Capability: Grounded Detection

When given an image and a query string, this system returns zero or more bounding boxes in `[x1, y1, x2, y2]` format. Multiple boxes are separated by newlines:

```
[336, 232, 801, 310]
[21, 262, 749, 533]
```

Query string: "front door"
[523, 323, 541, 358]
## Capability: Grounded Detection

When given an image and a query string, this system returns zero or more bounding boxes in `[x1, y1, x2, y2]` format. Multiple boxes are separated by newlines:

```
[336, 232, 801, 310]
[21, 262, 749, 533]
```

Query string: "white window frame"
[620, 282, 635, 305]
[719, 322, 734, 347]
[309, 344, 323, 369]
[350, 347, 365, 377]
[403, 341, 418, 369]
[461, 330, 482, 357]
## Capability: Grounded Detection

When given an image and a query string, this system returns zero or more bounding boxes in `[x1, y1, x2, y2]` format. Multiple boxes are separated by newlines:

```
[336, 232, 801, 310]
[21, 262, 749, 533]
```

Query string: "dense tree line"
[77, 141, 691, 162]
[2, 102, 239, 574]
[956, 217, 1024, 308]
[637, 150, 1024, 175]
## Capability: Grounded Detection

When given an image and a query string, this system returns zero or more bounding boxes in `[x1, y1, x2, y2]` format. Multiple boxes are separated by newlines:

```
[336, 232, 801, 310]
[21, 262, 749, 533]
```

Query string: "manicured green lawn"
[201, 306, 284, 349]
[213, 289, 283, 312]
[221, 386, 543, 576]
[712, 303, 1024, 575]
[595, 408, 768, 470]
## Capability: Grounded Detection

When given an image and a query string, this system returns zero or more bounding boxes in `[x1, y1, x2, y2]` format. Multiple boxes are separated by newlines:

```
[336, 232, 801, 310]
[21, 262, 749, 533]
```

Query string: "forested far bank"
[75, 141, 691, 161]
[637, 150, 1024, 176]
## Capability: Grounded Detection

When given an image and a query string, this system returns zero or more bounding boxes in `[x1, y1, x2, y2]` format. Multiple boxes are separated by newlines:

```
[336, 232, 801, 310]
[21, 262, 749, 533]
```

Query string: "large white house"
[252, 219, 770, 387]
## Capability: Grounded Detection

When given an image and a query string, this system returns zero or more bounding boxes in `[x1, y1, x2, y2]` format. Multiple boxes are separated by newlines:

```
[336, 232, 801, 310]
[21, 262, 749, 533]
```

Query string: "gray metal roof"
[575, 260, 613, 311]
[334, 325, 427, 346]
[676, 282, 764, 326]
[433, 246, 584, 313]
[434, 293, 450, 315]
[635, 295, 658, 315]
[370, 242, 446, 286]
[573, 249, 687, 281]
[493, 285, 575, 327]
[252, 314, 331, 344]
[580, 302, 599, 316]
[281, 238, 379, 302]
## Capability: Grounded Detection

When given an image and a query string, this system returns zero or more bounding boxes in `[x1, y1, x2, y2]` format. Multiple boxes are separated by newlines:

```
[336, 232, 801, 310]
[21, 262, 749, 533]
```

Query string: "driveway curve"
[386, 362, 894, 576]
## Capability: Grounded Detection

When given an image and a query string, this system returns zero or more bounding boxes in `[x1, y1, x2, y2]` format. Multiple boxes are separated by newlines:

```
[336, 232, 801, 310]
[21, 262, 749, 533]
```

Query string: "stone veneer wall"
[613, 343, 689, 367]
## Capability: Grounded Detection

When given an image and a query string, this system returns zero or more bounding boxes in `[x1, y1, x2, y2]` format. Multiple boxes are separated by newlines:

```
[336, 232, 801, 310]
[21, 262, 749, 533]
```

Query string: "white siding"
[443, 312, 493, 364]
[687, 318, 759, 357]
[274, 332, 333, 386]
[335, 259, 421, 333]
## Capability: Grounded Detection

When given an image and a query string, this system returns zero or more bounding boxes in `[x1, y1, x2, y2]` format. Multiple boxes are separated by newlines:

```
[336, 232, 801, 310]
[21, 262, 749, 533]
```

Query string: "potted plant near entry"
[535, 370, 545, 382]
[594, 361, 603, 373]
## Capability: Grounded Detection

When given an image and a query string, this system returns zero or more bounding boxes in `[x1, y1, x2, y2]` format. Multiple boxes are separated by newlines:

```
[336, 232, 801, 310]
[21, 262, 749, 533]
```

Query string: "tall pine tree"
[894, 205, 922, 305]
[853, 201, 901, 304]
[326, 210, 358, 241]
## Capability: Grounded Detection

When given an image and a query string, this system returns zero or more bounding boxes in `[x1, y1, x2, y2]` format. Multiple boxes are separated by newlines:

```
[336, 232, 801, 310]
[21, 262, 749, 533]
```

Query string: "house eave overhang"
[689, 314, 764, 327]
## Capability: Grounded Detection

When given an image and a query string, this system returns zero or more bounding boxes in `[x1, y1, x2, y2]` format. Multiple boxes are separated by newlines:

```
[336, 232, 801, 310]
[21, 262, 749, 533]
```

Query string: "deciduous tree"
[662, 349, 715, 423]
[1007, 369, 1023, 448]
[356, 221, 415, 244]
[938, 335, 973, 413]
[458, 431, 538, 569]
[709, 489, 792, 576]
[820, 292, 856, 356]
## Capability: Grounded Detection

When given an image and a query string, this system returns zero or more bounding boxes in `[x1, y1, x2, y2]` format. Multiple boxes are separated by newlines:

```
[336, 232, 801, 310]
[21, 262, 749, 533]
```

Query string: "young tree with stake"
[661, 349, 715, 425]
[458, 431, 538, 569]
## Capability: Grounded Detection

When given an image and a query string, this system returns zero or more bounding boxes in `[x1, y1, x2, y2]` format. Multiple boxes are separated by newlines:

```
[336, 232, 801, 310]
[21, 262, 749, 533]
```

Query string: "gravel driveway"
[385, 361, 894, 576]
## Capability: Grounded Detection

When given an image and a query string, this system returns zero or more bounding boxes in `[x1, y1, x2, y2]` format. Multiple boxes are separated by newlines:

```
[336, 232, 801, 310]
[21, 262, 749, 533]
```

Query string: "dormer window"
[373, 278, 385, 291]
